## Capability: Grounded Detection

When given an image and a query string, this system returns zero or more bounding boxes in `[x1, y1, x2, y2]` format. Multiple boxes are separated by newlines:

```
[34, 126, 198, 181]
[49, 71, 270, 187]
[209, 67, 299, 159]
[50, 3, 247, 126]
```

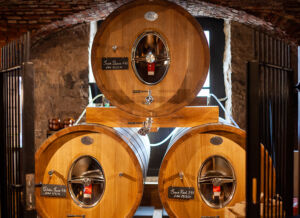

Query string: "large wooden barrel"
[35, 125, 150, 218]
[158, 123, 275, 218]
[91, 0, 209, 117]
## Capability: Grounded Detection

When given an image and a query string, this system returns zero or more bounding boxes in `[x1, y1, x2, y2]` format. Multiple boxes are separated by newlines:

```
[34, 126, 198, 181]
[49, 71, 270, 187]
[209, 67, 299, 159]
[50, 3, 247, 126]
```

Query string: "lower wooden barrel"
[35, 125, 150, 218]
[158, 123, 275, 218]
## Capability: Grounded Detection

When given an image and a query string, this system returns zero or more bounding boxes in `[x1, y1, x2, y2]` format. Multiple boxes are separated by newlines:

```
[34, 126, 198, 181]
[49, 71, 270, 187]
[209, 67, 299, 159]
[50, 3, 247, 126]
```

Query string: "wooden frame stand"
[86, 106, 219, 128]
[85, 105, 219, 217]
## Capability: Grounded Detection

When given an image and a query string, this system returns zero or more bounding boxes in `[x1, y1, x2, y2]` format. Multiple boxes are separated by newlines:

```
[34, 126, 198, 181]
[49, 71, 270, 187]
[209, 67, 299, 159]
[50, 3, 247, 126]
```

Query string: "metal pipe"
[259, 62, 293, 72]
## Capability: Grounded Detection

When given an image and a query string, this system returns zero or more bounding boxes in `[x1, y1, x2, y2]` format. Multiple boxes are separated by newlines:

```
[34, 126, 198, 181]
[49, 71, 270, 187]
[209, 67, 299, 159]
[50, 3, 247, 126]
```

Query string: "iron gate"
[247, 31, 296, 217]
[0, 33, 36, 218]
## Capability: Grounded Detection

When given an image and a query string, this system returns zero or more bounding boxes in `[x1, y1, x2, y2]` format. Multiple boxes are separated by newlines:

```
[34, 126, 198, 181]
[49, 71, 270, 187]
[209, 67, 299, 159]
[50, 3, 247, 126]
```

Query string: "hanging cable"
[208, 93, 239, 128]
[218, 96, 228, 102]
[149, 129, 176, 147]
[149, 94, 239, 146]
[74, 94, 104, 125]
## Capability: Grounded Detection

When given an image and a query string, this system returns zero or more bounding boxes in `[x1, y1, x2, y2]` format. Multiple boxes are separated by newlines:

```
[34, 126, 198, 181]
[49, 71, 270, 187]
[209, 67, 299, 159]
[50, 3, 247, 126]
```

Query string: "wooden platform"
[86, 106, 219, 128]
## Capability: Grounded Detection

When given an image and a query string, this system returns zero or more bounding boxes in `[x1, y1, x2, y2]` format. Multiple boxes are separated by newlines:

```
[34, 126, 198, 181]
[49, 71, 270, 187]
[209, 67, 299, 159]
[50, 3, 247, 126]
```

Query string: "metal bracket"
[26, 173, 35, 210]
[132, 90, 149, 94]
[11, 184, 23, 189]
[67, 215, 86, 218]
[294, 82, 300, 92]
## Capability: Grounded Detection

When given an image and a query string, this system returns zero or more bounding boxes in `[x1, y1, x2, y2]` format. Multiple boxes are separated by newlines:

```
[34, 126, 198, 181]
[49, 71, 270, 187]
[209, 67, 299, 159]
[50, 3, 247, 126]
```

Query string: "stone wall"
[230, 21, 255, 129]
[229, 21, 298, 130]
[32, 23, 90, 150]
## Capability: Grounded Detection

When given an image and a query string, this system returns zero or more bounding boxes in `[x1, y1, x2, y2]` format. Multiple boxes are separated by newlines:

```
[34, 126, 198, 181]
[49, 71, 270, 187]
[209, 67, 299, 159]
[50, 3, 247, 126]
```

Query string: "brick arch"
[0, 0, 299, 46]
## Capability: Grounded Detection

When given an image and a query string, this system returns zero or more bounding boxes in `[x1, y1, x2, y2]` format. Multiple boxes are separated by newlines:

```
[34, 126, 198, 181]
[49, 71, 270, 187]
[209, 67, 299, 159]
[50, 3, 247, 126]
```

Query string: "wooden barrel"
[35, 125, 150, 218]
[91, 0, 209, 117]
[158, 123, 275, 218]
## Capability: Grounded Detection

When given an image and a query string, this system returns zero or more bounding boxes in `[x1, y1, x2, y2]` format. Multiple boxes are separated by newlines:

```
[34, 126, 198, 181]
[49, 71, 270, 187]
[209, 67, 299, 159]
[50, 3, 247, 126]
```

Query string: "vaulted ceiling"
[0, 0, 299, 47]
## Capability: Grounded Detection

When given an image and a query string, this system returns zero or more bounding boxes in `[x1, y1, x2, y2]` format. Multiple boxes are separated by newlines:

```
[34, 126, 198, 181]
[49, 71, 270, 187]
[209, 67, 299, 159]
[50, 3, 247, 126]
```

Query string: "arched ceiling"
[0, 0, 299, 47]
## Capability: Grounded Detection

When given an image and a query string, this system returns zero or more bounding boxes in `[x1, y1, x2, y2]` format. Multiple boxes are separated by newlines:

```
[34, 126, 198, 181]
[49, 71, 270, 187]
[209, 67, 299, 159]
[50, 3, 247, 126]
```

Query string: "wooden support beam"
[86, 106, 219, 128]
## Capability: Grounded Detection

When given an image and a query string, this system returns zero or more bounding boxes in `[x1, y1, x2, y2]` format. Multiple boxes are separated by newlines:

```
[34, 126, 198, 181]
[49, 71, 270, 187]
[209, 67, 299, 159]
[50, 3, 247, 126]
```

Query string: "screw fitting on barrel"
[48, 170, 54, 177]
[112, 45, 118, 52]
[179, 171, 184, 180]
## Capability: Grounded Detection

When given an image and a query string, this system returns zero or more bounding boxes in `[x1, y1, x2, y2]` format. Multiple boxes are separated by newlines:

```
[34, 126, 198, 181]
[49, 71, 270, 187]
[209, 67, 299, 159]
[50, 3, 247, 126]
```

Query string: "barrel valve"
[144, 90, 154, 105]
[132, 89, 154, 105]
[138, 117, 153, 136]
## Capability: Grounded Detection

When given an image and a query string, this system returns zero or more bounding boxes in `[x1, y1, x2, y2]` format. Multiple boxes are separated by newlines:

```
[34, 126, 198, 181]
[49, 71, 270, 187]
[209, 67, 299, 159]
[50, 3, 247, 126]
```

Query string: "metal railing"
[0, 32, 35, 218]
[247, 31, 295, 217]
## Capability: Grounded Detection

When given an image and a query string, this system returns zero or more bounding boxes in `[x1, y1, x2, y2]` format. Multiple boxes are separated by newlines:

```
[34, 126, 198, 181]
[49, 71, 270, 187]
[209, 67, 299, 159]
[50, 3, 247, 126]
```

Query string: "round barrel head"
[35, 125, 143, 217]
[158, 124, 246, 217]
[91, 0, 209, 117]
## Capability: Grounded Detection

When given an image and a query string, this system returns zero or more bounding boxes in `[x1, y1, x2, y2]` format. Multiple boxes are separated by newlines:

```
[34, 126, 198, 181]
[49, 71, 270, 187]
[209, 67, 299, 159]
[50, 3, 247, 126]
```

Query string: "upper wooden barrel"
[91, 0, 209, 117]
[35, 125, 150, 218]
[158, 123, 275, 218]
